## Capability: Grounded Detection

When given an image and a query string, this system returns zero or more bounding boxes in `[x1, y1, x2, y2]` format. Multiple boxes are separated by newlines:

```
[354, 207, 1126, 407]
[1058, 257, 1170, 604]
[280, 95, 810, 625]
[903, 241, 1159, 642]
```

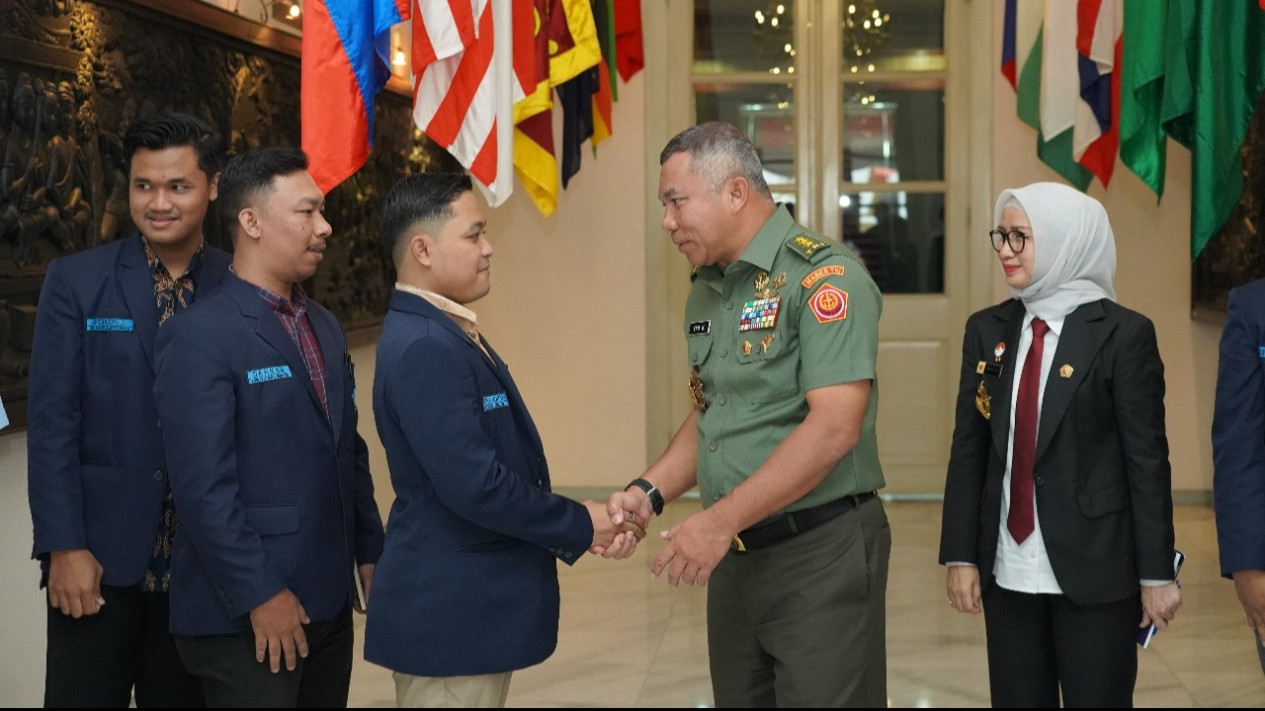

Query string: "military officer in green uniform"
[609, 121, 891, 707]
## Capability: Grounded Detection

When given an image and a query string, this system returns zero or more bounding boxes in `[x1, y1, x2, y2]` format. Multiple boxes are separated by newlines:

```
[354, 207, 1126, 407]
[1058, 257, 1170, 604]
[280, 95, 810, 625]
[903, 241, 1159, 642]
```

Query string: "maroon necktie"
[1008, 317, 1048, 544]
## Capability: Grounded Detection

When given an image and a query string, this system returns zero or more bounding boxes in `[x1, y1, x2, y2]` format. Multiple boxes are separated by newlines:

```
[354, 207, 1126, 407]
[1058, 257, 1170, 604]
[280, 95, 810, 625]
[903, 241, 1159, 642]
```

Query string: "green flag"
[1186, 1, 1265, 260]
[1119, 0, 1172, 197]
[1016, 27, 1093, 192]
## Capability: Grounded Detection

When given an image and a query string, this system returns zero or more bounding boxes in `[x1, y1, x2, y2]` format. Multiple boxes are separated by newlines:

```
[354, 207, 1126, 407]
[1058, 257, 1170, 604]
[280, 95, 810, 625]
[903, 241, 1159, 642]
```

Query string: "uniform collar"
[696, 205, 795, 292]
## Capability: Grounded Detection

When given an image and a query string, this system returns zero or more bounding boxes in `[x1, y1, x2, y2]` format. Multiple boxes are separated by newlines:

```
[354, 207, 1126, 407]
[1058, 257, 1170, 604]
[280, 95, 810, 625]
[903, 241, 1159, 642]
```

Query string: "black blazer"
[939, 298, 1175, 605]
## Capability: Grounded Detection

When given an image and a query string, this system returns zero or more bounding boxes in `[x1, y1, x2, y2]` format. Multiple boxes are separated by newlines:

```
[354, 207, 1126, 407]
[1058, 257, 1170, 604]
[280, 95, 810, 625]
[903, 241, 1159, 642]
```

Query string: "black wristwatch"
[625, 477, 664, 516]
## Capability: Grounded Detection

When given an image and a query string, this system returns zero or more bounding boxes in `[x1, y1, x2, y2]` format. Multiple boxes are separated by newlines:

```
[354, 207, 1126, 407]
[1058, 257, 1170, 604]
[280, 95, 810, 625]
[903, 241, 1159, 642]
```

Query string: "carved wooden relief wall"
[0, 0, 460, 429]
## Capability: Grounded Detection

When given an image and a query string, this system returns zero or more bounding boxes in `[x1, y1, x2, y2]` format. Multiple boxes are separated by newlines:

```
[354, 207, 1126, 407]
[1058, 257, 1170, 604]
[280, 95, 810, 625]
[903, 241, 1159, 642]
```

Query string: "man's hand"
[650, 509, 736, 587]
[946, 565, 981, 613]
[1233, 570, 1265, 644]
[606, 488, 654, 532]
[47, 548, 105, 618]
[249, 589, 310, 673]
[1139, 581, 1182, 631]
[354, 563, 375, 614]
[585, 500, 645, 558]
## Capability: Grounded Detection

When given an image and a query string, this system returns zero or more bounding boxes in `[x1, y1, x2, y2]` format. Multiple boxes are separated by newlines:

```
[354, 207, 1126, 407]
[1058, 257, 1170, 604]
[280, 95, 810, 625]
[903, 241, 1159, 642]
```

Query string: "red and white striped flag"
[412, 0, 521, 206]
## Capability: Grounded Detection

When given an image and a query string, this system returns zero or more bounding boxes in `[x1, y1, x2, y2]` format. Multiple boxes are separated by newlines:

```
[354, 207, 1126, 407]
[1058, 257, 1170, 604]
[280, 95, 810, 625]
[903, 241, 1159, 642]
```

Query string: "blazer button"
[1035, 475, 1045, 486]
[152, 469, 165, 482]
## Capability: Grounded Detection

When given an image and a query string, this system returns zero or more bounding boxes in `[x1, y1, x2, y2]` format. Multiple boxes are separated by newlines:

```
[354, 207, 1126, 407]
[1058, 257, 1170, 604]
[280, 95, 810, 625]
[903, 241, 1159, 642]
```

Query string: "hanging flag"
[554, 0, 601, 187]
[1071, 0, 1122, 187]
[514, 0, 559, 216]
[1001, 0, 1018, 90]
[301, 0, 409, 193]
[413, 0, 515, 206]
[1185, 1, 1265, 259]
[613, 0, 643, 82]
[1013, 1, 1093, 190]
[1118, 0, 1174, 197]
[591, 0, 616, 147]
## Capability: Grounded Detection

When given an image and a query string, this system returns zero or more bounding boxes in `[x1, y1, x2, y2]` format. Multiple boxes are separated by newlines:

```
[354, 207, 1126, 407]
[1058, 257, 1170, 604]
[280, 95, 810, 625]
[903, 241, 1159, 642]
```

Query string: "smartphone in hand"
[1138, 549, 1185, 648]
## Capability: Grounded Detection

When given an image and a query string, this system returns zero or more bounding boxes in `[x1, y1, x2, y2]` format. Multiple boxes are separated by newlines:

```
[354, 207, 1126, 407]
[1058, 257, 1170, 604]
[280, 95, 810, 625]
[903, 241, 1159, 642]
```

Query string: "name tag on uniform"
[247, 365, 293, 384]
[483, 392, 510, 411]
[86, 317, 134, 332]
[688, 320, 711, 336]
[1258, 346, 1265, 359]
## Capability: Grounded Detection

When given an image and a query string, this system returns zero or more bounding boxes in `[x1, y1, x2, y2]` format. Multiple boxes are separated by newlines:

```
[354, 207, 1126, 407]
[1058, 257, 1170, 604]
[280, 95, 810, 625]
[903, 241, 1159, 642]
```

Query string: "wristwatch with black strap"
[624, 477, 664, 516]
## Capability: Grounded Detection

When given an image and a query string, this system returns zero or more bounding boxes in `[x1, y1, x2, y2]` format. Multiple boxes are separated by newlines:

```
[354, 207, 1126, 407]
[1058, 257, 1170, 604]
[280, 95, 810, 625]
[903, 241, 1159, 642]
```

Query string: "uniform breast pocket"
[687, 335, 713, 368]
[733, 328, 797, 402]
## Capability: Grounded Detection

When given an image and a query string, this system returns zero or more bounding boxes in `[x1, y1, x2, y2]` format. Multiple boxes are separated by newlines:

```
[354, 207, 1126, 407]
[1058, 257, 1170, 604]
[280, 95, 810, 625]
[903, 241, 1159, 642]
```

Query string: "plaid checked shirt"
[255, 283, 330, 420]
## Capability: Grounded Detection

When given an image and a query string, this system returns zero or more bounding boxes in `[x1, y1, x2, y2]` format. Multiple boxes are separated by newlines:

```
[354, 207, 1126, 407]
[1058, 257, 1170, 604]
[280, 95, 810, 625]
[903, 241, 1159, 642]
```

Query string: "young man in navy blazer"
[363, 173, 641, 707]
[152, 147, 384, 707]
[1214, 277, 1265, 674]
[27, 112, 230, 707]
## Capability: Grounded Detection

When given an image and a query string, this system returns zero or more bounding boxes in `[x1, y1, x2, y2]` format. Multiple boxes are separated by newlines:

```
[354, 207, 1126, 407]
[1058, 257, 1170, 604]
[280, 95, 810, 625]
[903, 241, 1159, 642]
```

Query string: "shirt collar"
[1023, 310, 1064, 338]
[254, 279, 308, 318]
[695, 205, 795, 292]
[142, 238, 204, 281]
[395, 283, 479, 329]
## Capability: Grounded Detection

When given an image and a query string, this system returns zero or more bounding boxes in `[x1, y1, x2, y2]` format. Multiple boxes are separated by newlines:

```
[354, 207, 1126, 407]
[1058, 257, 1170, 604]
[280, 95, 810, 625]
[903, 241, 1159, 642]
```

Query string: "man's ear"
[410, 232, 433, 267]
[725, 175, 750, 214]
[207, 171, 221, 202]
[239, 207, 261, 241]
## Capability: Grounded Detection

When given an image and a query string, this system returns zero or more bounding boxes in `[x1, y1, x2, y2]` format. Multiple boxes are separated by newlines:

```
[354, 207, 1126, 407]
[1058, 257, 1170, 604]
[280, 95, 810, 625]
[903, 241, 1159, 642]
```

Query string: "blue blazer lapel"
[990, 300, 1024, 463]
[227, 278, 327, 424]
[1035, 299, 1111, 464]
[117, 237, 158, 370]
[309, 305, 347, 439]
[480, 336, 546, 461]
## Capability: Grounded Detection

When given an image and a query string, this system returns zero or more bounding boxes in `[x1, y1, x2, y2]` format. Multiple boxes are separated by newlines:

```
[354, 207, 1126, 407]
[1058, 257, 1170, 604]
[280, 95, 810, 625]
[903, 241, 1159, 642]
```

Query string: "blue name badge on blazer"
[483, 392, 510, 411]
[1259, 346, 1265, 359]
[86, 317, 135, 332]
[247, 365, 293, 385]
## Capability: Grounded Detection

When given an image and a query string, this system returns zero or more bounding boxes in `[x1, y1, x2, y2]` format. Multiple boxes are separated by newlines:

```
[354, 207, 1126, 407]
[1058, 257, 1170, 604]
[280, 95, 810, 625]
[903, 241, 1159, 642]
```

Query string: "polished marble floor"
[347, 500, 1265, 707]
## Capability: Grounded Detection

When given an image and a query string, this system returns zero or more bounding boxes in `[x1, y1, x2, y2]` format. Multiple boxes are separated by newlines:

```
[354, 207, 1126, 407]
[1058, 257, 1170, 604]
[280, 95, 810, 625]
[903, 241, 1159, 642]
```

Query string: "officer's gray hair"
[659, 122, 772, 199]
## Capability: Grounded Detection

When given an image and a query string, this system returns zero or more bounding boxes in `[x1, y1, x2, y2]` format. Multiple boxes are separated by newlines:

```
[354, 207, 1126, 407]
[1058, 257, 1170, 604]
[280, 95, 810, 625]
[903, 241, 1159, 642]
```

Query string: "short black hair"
[379, 173, 473, 264]
[217, 147, 310, 243]
[123, 112, 225, 180]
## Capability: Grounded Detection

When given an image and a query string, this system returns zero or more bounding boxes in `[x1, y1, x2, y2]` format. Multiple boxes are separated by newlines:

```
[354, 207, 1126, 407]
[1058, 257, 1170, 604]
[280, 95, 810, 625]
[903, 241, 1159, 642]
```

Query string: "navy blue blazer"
[153, 273, 384, 635]
[27, 235, 230, 587]
[1213, 279, 1265, 577]
[940, 298, 1175, 605]
[363, 291, 593, 677]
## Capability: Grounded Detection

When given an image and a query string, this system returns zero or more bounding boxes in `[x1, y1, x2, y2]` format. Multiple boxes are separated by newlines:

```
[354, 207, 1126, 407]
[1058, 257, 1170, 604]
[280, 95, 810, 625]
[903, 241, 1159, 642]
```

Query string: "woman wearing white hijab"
[938, 183, 1182, 706]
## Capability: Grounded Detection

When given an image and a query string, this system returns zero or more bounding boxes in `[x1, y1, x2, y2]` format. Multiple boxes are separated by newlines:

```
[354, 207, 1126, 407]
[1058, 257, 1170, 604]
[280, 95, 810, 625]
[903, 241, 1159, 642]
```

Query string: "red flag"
[301, 0, 409, 193]
[614, 0, 643, 81]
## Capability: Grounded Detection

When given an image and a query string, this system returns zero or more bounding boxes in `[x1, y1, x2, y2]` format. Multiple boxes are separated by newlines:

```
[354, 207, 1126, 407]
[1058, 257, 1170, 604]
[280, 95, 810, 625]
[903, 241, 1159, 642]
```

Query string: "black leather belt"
[731, 492, 877, 553]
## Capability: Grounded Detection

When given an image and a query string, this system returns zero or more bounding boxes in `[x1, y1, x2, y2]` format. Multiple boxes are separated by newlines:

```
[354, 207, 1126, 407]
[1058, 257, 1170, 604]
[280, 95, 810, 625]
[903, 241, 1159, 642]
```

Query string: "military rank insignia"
[808, 283, 848, 323]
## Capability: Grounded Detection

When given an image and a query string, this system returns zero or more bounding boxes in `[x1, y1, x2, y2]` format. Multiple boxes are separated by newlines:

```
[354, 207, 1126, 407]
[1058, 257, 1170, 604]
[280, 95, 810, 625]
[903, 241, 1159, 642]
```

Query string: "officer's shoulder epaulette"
[785, 233, 836, 263]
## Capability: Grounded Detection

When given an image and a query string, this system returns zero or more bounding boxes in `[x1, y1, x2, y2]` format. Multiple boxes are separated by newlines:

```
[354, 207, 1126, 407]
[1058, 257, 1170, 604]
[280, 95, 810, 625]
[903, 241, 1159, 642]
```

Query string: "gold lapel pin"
[1059, 364, 1074, 378]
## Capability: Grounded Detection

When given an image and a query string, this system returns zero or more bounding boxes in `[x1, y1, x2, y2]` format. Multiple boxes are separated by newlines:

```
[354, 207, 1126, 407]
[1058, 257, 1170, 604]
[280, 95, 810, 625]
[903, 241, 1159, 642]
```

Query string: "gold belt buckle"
[731, 534, 747, 552]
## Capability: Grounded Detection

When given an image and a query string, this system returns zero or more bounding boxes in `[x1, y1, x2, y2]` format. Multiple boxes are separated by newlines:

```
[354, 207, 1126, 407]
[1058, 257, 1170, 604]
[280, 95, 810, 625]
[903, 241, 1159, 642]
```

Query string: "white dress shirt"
[994, 313, 1065, 594]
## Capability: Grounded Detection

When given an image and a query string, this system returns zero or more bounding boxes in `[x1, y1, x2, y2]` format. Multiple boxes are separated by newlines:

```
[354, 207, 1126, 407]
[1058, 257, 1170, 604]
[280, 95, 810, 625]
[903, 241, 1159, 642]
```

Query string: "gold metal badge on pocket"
[975, 381, 991, 420]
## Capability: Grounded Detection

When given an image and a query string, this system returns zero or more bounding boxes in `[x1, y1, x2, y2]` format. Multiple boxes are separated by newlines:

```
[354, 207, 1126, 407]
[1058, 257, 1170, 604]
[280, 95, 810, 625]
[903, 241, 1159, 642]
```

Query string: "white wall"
[0, 432, 45, 705]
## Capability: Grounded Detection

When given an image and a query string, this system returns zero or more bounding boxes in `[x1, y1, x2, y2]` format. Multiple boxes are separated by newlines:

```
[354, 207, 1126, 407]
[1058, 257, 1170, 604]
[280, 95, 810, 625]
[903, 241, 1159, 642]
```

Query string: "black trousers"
[982, 582, 1140, 708]
[44, 586, 202, 708]
[173, 608, 353, 708]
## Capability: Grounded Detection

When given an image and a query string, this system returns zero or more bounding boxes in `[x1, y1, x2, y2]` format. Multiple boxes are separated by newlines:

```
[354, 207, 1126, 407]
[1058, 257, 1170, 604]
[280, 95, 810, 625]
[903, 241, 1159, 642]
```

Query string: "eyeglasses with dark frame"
[988, 229, 1029, 254]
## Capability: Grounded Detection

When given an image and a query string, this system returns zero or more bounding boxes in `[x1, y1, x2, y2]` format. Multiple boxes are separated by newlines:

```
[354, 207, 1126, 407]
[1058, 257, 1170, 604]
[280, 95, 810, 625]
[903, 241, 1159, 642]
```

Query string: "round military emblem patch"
[809, 283, 849, 323]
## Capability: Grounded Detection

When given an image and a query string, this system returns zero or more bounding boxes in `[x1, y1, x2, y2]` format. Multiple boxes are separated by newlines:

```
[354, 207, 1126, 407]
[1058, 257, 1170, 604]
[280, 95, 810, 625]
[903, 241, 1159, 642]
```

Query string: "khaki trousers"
[393, 670, 512, 708]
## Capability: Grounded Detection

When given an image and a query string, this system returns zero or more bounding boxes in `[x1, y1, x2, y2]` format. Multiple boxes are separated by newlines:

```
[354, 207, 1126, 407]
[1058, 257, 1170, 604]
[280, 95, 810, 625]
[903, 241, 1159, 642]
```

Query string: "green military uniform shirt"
[685, 206, 885, 514]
